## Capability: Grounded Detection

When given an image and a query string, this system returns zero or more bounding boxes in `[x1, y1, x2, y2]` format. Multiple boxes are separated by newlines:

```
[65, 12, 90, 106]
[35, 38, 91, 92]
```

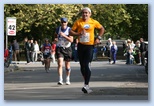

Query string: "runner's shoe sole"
[66, 82, 71, 85]
[57, 82, 63, 85]
[82, 87, 87, 93]
[82, 87, 93, 94]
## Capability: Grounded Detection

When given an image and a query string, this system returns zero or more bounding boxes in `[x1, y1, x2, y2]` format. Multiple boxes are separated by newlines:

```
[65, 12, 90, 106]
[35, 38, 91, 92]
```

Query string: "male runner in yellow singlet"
[70, 7, 105, 93]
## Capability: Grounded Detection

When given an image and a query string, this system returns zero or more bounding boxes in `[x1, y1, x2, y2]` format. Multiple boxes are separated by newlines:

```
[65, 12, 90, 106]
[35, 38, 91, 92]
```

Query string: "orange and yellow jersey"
[71, 18, 102, 45]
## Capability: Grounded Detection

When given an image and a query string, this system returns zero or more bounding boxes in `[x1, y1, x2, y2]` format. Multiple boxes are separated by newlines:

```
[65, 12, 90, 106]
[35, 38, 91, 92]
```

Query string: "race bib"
[57, 38, 64, 46]
[57, 38, 71, 48]
[80, 33, 90, 42]
[44, 49, 50, 55]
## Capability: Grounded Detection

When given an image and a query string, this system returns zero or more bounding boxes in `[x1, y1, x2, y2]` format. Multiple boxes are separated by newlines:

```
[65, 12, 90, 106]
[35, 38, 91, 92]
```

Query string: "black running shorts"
[56, 47, 72, 61]
[43, 53, 51, 59]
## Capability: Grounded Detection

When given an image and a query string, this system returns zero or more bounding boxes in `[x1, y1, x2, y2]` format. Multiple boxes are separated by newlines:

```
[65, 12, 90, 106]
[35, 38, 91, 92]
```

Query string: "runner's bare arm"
[69, 29, 81, 36]
[98, 26, 105, 38]
[94, 26, 105, 45]
[59, 32, 73, 42]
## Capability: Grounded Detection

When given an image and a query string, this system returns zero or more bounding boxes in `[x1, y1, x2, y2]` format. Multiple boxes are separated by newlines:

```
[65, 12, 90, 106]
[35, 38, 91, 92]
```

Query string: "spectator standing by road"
[29, 39, 35, 62]
[4, 44, 10, 67]
[139, 38, 147, 65]
[8, 41, 13, 64]
[125, 39, 133, 64]
[24, 38, 31, 64]
[70, 7, 104, 93]
[131, 41, 135, 49]
[12, 39, 20, 64]
[106, 38, 112, 64]
[34, 40, 40, 62]
[54, 17, 73, 85]
[111, 41, 118, 64]
[133, 40, 141, 64]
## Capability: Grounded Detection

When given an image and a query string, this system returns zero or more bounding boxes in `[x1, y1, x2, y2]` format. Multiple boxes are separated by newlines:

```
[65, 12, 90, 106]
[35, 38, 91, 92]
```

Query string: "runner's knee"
[66, 68, 71, 72]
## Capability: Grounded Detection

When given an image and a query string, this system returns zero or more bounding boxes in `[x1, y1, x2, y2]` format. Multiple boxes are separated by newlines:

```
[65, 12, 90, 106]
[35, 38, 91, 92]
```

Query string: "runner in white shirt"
[54, 17, 73, 85]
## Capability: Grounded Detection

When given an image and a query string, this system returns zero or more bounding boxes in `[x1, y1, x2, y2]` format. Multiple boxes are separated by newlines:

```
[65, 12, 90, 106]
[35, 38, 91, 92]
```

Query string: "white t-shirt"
[34, 44, 39, 52]
[56, 26, 71, 48]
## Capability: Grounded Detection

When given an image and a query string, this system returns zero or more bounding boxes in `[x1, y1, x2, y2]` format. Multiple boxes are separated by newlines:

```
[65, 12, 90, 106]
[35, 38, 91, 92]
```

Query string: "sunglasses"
[61, 21, 67, 23]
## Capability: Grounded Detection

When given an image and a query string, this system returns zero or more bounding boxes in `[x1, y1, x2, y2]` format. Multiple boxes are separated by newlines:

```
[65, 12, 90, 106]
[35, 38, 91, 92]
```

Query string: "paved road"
[4, 60, 148, 100]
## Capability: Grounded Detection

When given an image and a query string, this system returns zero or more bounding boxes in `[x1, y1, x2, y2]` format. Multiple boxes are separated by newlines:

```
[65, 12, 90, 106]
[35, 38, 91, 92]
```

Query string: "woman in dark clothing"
[24, 38, 31, 64]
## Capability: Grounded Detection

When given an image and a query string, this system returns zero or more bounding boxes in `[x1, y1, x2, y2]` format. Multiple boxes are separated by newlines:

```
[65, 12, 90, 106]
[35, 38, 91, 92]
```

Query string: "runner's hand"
[94, 38, 100, 45]
[59, 32, 65, 37]
[81, 29, 86, 36]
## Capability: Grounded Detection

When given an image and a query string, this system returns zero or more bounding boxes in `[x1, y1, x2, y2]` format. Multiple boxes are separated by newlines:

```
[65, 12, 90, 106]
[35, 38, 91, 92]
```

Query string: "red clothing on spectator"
[4, 49, 9, 60]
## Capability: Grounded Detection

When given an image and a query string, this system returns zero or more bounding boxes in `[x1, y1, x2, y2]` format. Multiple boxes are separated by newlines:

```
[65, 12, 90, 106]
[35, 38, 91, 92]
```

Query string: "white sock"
[66, 76, 70, 81]
[84, 84, 89, 89]
[59, 76, 63, 82]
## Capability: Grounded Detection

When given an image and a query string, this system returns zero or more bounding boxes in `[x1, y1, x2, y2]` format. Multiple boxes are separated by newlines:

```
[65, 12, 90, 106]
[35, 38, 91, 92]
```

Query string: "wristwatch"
[97, 36, 102, 40]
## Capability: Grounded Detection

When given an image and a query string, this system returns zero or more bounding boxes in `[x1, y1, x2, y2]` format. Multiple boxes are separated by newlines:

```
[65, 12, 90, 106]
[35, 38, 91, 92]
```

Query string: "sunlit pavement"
[4, 60, 148, 100]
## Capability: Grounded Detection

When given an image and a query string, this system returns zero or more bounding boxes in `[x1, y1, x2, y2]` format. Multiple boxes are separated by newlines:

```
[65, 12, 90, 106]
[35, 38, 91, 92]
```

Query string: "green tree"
[4, 4, 148, 43]
[125, 4, 148, 41]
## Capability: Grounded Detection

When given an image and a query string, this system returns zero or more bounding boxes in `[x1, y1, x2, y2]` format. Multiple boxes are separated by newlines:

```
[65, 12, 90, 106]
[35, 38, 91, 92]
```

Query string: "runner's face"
[45, 40, 49, 44]
[82, 9, 91, 20]
[61, 21, 68, 29]
[24, 38, 28, 42]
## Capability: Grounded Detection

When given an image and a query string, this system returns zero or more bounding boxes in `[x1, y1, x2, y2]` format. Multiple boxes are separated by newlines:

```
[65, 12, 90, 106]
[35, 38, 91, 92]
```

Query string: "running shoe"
[82, 87, 93, 94]
[57, 81, 63, 85]
[45, 68, 49, 73]
[66, 80, 71, 85]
